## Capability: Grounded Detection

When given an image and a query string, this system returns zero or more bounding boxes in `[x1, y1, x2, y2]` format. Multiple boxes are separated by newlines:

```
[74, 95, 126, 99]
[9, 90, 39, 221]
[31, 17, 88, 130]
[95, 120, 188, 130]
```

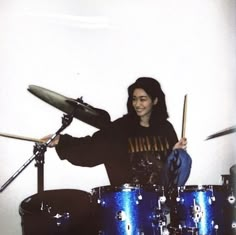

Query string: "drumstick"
[181, 94, 187, 138]
[0, 132, 44, 143]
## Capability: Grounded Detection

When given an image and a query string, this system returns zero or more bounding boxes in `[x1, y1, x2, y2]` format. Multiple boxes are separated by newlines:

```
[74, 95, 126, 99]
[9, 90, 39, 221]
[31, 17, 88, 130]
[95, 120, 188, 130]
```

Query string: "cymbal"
[206, 125, 236, 140]
[28, 85, 111, 129]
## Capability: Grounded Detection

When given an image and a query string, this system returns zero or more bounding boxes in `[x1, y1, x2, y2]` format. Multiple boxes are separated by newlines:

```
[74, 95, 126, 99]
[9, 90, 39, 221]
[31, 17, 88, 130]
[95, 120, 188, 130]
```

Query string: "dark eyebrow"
[132, 95, 148, 98]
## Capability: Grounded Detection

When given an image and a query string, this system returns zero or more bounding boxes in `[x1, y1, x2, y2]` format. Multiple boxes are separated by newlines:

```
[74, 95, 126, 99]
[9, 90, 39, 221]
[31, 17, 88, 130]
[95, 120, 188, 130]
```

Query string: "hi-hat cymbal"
[206, 125, 236, 140]
[28, 85, 111, 129]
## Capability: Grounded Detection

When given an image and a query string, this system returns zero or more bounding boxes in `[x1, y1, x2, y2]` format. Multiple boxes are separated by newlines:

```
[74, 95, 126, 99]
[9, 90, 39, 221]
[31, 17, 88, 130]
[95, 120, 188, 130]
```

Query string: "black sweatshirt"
[56, 115, 178, 186]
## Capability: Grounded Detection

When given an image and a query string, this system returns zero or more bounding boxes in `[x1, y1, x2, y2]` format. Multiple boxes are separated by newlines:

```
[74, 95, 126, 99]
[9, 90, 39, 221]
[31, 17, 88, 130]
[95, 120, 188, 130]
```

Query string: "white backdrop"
[0, 0, 236, 234]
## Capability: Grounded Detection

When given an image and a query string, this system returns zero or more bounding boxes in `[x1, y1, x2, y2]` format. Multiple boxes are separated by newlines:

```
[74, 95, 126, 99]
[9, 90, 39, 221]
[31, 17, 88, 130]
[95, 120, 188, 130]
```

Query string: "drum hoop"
[168, 226, 198, 232]
[179, 185, 225, 192]
[92, 183, 164, 193]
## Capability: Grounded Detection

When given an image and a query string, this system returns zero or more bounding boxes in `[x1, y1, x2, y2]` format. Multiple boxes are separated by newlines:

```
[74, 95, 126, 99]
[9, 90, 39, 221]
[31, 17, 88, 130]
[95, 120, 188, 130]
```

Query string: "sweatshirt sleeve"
[55, 118, 125, 167]
[55, 130, 111, 167]
[165, 120, 179, 149]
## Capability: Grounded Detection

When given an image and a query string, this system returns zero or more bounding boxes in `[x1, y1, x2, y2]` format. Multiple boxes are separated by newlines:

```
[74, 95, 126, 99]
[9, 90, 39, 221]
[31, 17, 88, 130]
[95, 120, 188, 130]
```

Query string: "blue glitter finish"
[170, 185, 228, 235]
[92, 184, 165, 235]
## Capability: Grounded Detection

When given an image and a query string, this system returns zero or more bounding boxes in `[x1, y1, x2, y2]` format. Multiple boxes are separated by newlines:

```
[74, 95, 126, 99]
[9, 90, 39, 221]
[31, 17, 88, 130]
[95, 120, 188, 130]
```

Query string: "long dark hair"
[127, 77, 169, 125]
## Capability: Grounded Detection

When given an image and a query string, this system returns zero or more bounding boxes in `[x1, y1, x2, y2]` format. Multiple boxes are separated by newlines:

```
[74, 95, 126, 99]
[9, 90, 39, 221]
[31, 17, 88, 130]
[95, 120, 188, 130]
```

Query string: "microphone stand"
[0, 112, 74, 193]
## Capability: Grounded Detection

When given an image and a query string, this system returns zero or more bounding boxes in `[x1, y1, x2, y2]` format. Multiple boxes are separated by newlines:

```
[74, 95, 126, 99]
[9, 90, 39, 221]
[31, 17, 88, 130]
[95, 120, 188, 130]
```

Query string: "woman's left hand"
[173, 137, 187, 150]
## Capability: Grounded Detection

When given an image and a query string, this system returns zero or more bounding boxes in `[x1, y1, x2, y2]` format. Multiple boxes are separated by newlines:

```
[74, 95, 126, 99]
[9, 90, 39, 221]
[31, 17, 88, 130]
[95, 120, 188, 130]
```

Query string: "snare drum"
[170, 185, 229, 235]
[92, 184, 167, 235]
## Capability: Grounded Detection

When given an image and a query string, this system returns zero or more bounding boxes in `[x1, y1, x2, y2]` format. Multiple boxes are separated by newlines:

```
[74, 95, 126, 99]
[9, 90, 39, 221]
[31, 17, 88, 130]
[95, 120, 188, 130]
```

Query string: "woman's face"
[132, 88, 157, 120]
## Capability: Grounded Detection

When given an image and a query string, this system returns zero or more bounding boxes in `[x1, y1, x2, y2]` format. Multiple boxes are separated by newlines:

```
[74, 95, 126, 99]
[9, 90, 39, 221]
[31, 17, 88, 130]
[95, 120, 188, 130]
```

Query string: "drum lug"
[232, 221, 236, 229]
[97, 198, 106, 206]
[176, 196, 181, 202]
[176, 187, 182, 203]
[40, 202, 52, 214]
[138, 194, 143, 200]
[157, 195, 167, 209]
[228, 195, 236, 204]
[192, 200, 203, 223]
[210, 196, 216, 202]
[159, 195, 166, 204]
[115, 210, 127, 221]
[53, 212, 70, 227]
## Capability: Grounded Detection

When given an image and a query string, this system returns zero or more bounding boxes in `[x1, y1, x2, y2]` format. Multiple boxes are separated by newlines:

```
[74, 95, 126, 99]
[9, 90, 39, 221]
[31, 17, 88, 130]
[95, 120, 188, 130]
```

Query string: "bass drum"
[19, 189, 98, 235]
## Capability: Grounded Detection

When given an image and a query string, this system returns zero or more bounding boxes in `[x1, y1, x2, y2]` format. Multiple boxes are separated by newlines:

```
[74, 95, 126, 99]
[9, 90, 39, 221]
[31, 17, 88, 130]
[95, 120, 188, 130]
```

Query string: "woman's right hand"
[40, 134, 60, 148]
[173, 137, 187, 150]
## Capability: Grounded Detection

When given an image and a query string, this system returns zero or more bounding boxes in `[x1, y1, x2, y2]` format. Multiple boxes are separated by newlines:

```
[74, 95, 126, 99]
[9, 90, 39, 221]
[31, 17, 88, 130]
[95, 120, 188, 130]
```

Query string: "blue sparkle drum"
[92, 184, 167, 235]
[170, 185, 229, 235]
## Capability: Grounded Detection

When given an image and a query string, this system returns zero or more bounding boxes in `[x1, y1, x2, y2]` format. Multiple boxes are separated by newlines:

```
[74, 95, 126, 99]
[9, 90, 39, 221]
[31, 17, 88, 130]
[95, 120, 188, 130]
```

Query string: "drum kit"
[0, 85, 235, 235]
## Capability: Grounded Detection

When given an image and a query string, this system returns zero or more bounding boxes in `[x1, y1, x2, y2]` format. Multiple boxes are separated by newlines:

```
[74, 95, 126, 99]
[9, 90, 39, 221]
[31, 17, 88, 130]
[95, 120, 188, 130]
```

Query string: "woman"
[43, 77, 191, 187]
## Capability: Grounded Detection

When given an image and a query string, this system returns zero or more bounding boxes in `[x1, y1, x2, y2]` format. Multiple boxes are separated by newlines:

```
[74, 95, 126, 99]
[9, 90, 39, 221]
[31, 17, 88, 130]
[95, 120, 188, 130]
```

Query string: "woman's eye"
[132, 97, 147, 102]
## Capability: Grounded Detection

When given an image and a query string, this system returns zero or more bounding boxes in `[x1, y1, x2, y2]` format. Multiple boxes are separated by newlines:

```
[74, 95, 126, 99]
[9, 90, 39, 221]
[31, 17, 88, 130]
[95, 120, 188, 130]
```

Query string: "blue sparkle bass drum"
[92, 184, 167, 235]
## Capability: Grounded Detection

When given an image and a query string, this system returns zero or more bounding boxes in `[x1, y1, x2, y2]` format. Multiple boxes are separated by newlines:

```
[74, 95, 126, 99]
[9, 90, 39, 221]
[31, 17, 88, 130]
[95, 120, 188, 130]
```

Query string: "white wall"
[0, 0, 235, 234]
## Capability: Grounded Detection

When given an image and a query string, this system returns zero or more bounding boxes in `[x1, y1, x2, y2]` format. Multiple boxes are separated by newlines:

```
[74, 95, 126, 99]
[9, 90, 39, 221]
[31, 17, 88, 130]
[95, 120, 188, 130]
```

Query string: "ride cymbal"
[28, 85, 111, 129]
[206, 125, 236, 140]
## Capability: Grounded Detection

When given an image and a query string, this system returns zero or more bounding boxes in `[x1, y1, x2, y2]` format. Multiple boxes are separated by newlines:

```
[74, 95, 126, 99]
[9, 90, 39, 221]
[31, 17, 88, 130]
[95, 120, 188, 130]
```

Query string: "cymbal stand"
[34, 143, 46, 193]
[0, 112, 74, 193]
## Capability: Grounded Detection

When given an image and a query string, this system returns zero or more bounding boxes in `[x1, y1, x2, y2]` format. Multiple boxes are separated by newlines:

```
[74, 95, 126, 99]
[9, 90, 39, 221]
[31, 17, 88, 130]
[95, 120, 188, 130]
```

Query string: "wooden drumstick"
[0, 132, 44, 143]
[181, 94, 187, 138]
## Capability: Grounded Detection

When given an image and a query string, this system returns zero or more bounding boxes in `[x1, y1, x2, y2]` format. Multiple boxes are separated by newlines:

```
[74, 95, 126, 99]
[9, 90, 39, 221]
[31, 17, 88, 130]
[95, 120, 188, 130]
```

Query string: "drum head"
[20, 189, 91, 215]
[178, 185, 225, 192]
[92, 183, 164, 194]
